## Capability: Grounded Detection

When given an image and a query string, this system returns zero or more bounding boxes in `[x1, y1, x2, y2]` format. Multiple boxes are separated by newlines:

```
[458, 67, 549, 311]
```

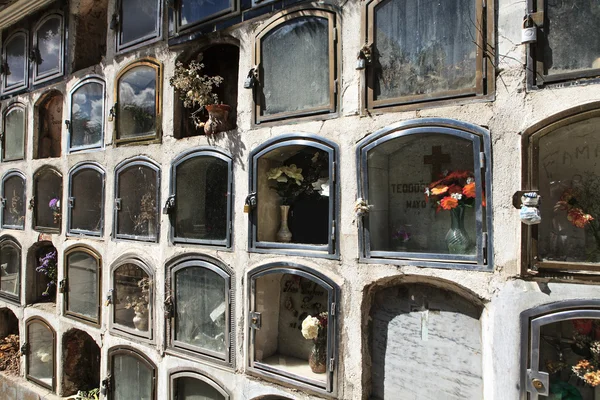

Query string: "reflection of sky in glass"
[118, 66, 156, 138]
[121, 0, 158, 45]
[37, 18, 61, 76]
[5, 35, 26, 87]
[71, 83, 103, 149]
[4, 109, 25, 160]
[180, 0, 231, 26]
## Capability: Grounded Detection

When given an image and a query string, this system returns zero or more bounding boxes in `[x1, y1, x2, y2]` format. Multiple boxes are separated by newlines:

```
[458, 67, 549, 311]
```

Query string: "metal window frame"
[0, 169, 25, 230]
[1, 30, 29, 95]
[67, 76, 105, 153]
[115, 0, 163, 54]
[113, 156, 161, 243]
[32, 166, 62, 234]
[169, 369, 230, 400]
[520, 102, 600, 275]
[31, 12, 65, 86]
[0, 235, 21, 304]
[248, 134, 339, 259]
[362, 0, 494, 111]
[67, 162, 105, 238]
[108, 346, 157, 400]
[166, 254, 235, 367]
[356, 118, 494, 270]
[63, 245, 102, 326]
[113, 58, 162, 146]
[169, 147, 233, 248]
[109, 258, 155, 342]
[25, 317, 56, 392]
[519, 300, 600, 400]
[253, 7, 339, 125]
[247, 263, 339, 395]
[1, 101, 27, 161]
[171, 0, 240, 36]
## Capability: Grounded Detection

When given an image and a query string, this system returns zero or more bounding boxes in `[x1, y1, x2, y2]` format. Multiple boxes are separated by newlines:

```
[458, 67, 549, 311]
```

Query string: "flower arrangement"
[76, 388, 99, 400]
[36, 249, 57, 297]
[570, 319, 600, 386]
[267, 164, 305, 205]
[425, 170, 480, 211]
[124, 277, 151, 315]
[169, 58, 224, 129]
[302, 312, 328, 342]
[49, 197, 60, 224]
[392, 226, 411, 244]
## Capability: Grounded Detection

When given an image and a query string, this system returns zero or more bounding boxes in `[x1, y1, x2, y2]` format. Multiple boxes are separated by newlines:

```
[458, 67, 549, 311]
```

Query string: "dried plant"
[124, 277, 151, 314]
[0, 334, 20, 375]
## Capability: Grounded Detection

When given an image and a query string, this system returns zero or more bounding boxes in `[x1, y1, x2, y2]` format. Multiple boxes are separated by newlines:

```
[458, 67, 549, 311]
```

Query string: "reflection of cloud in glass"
[5, 35, 26, 86]
[71, 83, 103, 148]
[120, 84, 155, 109]
[37, 18, 61, 75]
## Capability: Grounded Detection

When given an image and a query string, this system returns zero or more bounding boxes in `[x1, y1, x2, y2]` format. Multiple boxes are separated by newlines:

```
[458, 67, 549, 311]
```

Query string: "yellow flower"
[302, 315, 319, 340]
[267, 167, 284, 181]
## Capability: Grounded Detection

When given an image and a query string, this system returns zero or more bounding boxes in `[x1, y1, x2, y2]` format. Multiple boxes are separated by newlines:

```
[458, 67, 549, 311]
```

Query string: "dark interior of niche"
[175, 44, 240, 139]
[61, 329, 100, 396]
[0, 308, 19, 375]
[72, 0, 108, 71]
[35, 92, 63, 159]
[26, 242, 57, 305]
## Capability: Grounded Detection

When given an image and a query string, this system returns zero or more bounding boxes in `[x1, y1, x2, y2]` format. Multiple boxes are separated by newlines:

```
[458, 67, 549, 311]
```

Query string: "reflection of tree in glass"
[124, 168, 156, 236]
[122, 103, 155, 133]
[9, 188, 24, 225]
[72, 109, 102, 146]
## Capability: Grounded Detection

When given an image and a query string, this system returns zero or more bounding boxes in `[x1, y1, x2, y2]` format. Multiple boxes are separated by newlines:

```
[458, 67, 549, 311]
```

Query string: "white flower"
[312, 178, 330, 197]
[451, 193, 463, 200]
[466, 177, 474, 184]
[37, 349, 51, 363]
[424, 187, 431, 196]
[301, 315, 319, 340]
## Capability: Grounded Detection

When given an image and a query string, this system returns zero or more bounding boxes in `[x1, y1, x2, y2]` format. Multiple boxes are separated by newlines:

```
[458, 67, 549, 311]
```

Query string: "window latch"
[0, 197, 6, 207]
[68, 197, 75, 208]
[356, 43, 373, 70]
[162, 195, 175, 215]
[109, 13, 120, 30]
[105, 289, 114, 306]
[108, 103, 117, 122]
[0, 61, 8, 76]
[244, 192, 257, 213]
[20, 342, 28, 355]
[101, 374, 112, 395]
[29, 47, 41, 65]
[521, 15, 537, 44]
[28, 196, 35, 210]
[0, 131, 4, 141]
[65, 119, 71, 133]
[250, 311, 262, 329]
[114, 198, 121, 211]
[164, 295, 174, 319]
[58, 279, 67, 293]
[243, 66, 259, 89]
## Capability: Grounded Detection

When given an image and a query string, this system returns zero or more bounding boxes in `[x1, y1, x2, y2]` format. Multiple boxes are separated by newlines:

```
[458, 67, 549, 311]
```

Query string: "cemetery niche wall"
[357, 119, 492, 269]
[368, 282, 484, 399]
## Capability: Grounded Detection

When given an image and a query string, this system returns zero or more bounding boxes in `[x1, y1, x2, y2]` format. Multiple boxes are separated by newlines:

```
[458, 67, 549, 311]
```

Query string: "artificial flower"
[301, 316, 320, 340]
[568, 208, 594, 228]
[430, 186, 448, 195]
[451, 193, 463, 200]
[463, 182, 476, 198]
[440, 197, 459, 210]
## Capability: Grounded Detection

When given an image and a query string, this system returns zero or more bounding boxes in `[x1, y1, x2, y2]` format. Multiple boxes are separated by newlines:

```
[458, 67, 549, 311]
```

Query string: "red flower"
[447, 185, 462, 195]
[573, 319, 594, 335]
[440, 197, 459, 210]
[568, 208, 594, 228]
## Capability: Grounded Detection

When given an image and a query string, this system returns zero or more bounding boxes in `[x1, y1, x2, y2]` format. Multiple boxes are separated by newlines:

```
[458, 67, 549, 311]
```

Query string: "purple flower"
[392, 228, 411, 242]
[49, 198, 59, 211]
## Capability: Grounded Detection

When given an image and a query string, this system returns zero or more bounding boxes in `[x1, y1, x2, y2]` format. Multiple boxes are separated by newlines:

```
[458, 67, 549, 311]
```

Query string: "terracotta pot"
[204, 104, 231, 135]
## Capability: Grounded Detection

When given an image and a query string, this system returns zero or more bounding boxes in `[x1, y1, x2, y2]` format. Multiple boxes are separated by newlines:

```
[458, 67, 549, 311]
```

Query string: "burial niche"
[68, 163, 105, 236]
[64, 247, 101, 324]
[170, 371, 229, 400]
[0, 308, 20, 375]
[61, 329, 100, 397]
[26, 242, 58, 305]
[72, 0, 108, 71]
[369, 283, 483, 399]
[109, 347, 155, 400]
[35, 91, 63, 159]
[33, 167, 62, 232]
[25, 318, 55, 390]
[0, 236, 21, 302]
[2, 103, 26, 161]
[1, 171, 25, 230]
[68, 78, 105, 151]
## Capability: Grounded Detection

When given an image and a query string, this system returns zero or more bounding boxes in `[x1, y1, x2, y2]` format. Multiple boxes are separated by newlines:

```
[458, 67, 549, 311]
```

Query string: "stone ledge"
[0, 372, 58, 400]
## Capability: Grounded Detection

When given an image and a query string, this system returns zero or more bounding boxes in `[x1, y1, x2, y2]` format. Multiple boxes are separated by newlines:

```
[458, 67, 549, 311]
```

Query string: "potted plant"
[124, 277, 151, 331]
[169, 56, 228, 135]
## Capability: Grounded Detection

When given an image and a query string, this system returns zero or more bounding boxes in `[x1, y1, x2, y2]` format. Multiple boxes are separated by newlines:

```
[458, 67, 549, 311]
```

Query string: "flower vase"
[309, 337, 327, 374]
[445, 207, 471, 254]
[204, 104, 231, 135]
[276, 205, 292, 243]
[133, 311, 149, 331]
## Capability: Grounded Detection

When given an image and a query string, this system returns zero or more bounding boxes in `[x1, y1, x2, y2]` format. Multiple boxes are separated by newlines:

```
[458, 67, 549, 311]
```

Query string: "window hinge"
[0, 131, 4, 141]
[479, 152, 485, 169]
[331, 161, 336, 182]
[329, 358, 335, 371]
[229, 221, 233, 234]
[333, 27, 337, 41]
[68, 197, 75, 208]
[250, 311, 262, 329]
[29, 47, 41, 64]
[101, 374, 112, 395]
[331, 220, 335, 242]
[114, 198, 121, 211]
[58, 279, 67, 293]
[65, 119, 71, 133]
[0, 197, 6, 207]
[331, 302, 336, 316]
[482, 232, 488, 264]
[109, 13, 120, 31]
[28, 196, 35, 210]
[162, 195, 175, 215]
[483, 60, 487, 80]
[334, 79, 338, 94]
[20, 342, 28, 355]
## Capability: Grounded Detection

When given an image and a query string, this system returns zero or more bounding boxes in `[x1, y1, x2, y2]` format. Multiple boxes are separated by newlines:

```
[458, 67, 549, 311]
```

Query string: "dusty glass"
[116, 165, 158, 239]
[112, 353, 152, 400]
[121, 0, 159, 46]
[113, 264, 150, 332]
[36, 17, 61, 76]
[4, 108, 25, 160]
[4, 34, 26, 88]
[175, 377, 225, 399]
[70, 82, 104, 150]
[27, 322, 53, 386]
[66, 251, 98, 320]
[70, 168, 103, 234]
[179, 0, 230, 27]
[117, 66, 157, 139]
[34, 170, 61, 230]
[2, 176, 25, 228]
[0, 243, 19, 297]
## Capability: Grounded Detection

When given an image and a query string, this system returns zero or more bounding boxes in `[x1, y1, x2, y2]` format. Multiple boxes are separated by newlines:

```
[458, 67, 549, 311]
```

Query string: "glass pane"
[71, 82, 104, 149]
[254, 273, 329, 384]
[261, 17, 330, 116]
[367, 134, 479, 255]
[112, 354, 152, 400]
[35, 170, 61, 230]
[114, 264, 150, 332]
[544, 0, 600, 77]
[373, 0, 477, 100]
[5, 34, 26, 88]
[117, 165, 158, 238]
[71, 169, 103, 234]
[36, 17, 61, 76]
[0, 245, 19, 296]
[66, 252, 98, 319]
[175, 267, 226, 355]
[175, 377, 225, 400]
[175, 157, 228, 241]
[537, 318, 600, 399]
[179, 0, 230, 27]
[4, 108, 25, 160]
[538, 118, 600, 263]
[256, 146, 330, 245]
[3, 176, 25, 228]
[27, 322, 53, 386]
[121, 0, 159, 45]
[117, 66, 157, 139]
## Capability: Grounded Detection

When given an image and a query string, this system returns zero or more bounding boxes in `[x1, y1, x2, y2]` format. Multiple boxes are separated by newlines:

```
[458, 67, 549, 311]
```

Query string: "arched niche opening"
[25, 317, 55, 391]
[33, 166, 62, 233]
[72, 0, 108, 71]
[367, 281, 484, 399]
[0, 308, 20, 375]
[0, 236, 21, 303]
[61, 329, 100, 397]
[174, 43, 239, 139]
[35, 90, 63, 159]
[169, 370, 229, 399]
[26, 241, 58, 305]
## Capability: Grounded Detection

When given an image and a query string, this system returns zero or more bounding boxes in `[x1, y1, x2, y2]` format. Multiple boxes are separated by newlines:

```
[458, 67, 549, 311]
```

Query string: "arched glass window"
[1, 170, 25, 230]
[25, 317, 56, 391]
[108, 347, 156, 400]
[33, 167, 62, 233]
[173, 0, 238, 34]
[110, 259, 153, 340]
[356, 119, 493, 269]
[35, 90, 63, 159]
[116, 0, 161, 53]
[168, 148, 232, 246]
[114, 158, 160, 242]
[170, 371, 229, 400]
[167, 255, 233, 364]
[67, 163, 105, 237]
[253, 9, 338, 124]
[64, 246, 101, 325]
[2, 30, 28, 94]
[2, 102, 26, 161]
[0, 236, 21, 302]
[249, 135, 338, 257]
[68, 77, 105, 152]
[32, 13, 65, 84]
[114, 59, 161, 145]
[248, 263, 338, 394]
[521, 104, 600, 275]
